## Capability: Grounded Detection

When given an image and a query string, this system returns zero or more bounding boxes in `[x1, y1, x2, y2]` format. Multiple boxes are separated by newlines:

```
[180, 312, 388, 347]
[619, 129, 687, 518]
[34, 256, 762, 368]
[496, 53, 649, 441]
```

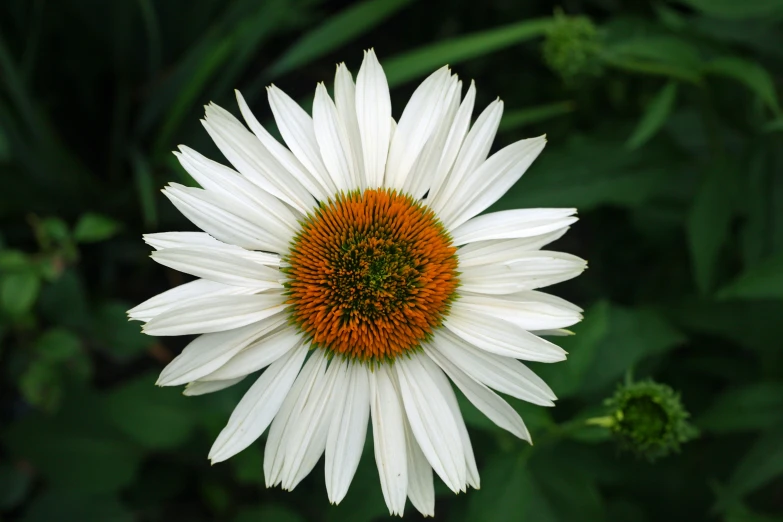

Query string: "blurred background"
[1, 0, 783, 520]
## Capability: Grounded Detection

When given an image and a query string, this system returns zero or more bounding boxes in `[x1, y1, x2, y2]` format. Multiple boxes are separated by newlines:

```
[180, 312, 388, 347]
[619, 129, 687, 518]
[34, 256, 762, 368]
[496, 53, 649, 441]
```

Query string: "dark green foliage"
[1, 0, 782, 521]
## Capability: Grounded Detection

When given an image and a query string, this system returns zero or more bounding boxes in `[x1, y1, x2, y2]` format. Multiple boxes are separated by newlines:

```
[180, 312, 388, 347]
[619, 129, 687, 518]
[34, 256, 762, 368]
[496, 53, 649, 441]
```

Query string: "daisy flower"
[129, 49, 585, 517]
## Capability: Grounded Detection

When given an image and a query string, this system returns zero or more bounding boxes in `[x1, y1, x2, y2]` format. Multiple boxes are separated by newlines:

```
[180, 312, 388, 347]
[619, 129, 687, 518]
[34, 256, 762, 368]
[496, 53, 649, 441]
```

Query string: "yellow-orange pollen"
[285, 189, 459, 362]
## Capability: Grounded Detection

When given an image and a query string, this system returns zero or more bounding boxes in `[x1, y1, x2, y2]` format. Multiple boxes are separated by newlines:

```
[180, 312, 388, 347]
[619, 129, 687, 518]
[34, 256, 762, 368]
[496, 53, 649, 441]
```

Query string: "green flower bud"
[590, 379, 698, 461]
[542, 9, 603, 84]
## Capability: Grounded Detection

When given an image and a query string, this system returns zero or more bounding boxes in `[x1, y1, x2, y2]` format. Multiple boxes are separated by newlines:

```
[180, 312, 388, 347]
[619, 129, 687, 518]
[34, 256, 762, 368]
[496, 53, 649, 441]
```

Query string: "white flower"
[129, 49, 585, 517]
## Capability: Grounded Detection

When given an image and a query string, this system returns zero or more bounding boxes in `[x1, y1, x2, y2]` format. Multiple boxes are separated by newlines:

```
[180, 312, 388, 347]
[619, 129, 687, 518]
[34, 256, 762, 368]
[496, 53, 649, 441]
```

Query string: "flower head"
[542, 10, 603, 83]
[129, 49, 586, 517]
[598, 378, 699, 461]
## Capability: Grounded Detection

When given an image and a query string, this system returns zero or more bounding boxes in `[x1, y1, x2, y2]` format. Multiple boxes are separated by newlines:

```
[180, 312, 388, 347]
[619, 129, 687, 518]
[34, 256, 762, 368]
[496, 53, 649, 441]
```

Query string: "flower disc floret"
[284, 188, 459, 362]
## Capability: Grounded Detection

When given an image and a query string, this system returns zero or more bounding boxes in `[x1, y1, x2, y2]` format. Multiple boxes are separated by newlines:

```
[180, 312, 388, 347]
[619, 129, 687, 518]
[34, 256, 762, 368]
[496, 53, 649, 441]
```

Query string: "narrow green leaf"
[718, 251, 783, 300]
[676, 0, 783, 19]
[499, 101, 574, 132]
[722, 426, 783, 509]
[266, 0, 416, 79]
[73, 213, 122, 243]
[383, 18, 553, 87]
[626, 81, 679, 149]
[131, 149, 158, 229]
[687, 164, 737, 293]
[0, 270, 40, 316]
[703, 57, 780, 114]
[698, 382, 783, 433]
[602, 36, 703, 83]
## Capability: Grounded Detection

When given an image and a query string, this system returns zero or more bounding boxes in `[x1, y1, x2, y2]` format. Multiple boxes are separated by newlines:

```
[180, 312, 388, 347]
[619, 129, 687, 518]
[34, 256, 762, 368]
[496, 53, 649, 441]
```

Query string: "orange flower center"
[285, 189, 459, 362]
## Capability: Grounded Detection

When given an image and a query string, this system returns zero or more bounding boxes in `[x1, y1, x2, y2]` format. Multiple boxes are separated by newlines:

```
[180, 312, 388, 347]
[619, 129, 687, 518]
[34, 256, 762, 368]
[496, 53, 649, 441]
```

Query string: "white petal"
[396, 354, 466, 493]
[456, 229, 568, 267]
[445, 309, 568, 362]
[421, 354, 479, 490]
[429, 99, 503, 219]
[281, 357, 344, 490]
[425, 80, 476, 203]
[532, 328, 574, 336]
[156, 313, 287, 386]
[429, 329, 556, 406]
[325, 362, 370, 505]
[202, 103, 315, 214]
[183, 376, 245, 396]
[143, 293, 287, 337]
[209, 342, 308, 463]
[370, 365, 407, 516]
[355, 49, 391, 188]
[403, 75, 461, 199]
[444, 136, 548, 229]
[267, 85, 336, 196]
[162, 184, 288, 252]
[404, 419, 434, 517]
[144, 232, 280, 265]
[128, 279, 256, 322]
[175, 145, 300, 234]
[424, 345, 530, 441]
[459, 251, 587, 294]
[385, 66, 451, 191]
[450, 208, 578, 245]
[151, 248, 282, 290]
[453, 291, 582, 330]
[334, 63, 364, 189]
[201, 327, 303, 381]
[236, 90, 328, 202]
[264, 351, 328, 487]
[313, 83, 353, 192]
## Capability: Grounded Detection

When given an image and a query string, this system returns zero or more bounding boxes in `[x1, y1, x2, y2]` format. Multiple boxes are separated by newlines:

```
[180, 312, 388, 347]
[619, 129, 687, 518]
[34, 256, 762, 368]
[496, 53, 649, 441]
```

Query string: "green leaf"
[266, 0, 415, 79]
[534, 301, 610, 398]
[0, 249, 29, 272]
[676, 0, 783, 19]
[721, 426, 783, 510]
[697, 382, 783, 433]
[0, 270, 40, 316]
[72, 213, 121, 243]
[3, 388, 143, 494]
[626, 81, 679, 149]
[231, 445, 265, 485]
[0, 464, 32, 510]
[34, 328, 82, 363]
[537, 303, 685, 398]
[383, 18, 553, 87]
[235, 505, 305, 522]
[718, 251, 783, 300]
[19, 362, 62, 411]
[38, 270, 90, 330]
[466, 451, 557, 522]
[703, 57, 780, 114]
[491, 129, 685, 212]
[499, 101, 574, 132]
[21, 491, 133, 522]
[104, 371, 198, 449]
[92, 301, 153, 358]
[687, 164, 738, 293]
